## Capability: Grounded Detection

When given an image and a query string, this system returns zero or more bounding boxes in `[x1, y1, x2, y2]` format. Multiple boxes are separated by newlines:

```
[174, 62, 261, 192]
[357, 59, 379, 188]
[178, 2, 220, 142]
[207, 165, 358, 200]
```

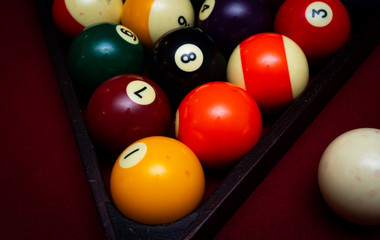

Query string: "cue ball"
[147, 27, 226, 108]
[175, 82, 263, 169]
[110, 136, 205, 225]
[197, 0, 273, 57]
[274, 0, 351, 63]
[86, 74, 171, 153]
[121, 0, 195, 49]
[68, 23, 144, 91]
[318, 128, 380, 226]
[52, 0, 123, 38]
[227, 32, 309, 113]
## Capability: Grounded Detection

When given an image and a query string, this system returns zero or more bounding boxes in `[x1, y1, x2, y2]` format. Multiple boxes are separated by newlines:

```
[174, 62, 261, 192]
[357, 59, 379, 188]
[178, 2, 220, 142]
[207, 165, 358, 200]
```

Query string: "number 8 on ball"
[175, 44, 204, 72]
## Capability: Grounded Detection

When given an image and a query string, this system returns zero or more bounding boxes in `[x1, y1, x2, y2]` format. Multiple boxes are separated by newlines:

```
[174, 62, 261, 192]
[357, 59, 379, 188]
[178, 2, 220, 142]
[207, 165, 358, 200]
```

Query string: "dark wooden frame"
[34, 0, 380, 239]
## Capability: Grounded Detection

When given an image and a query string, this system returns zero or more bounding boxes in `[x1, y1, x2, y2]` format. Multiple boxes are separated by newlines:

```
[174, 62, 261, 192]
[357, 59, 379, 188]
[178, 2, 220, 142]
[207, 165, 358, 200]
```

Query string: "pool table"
[0, 1, 379, 239]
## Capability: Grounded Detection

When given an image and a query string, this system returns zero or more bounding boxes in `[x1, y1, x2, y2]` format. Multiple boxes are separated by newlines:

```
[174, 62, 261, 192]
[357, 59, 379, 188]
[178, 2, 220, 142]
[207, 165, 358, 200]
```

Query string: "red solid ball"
[274, 0, 351, 63]
[175, 82, 263, 169]
[86, 74, 171, 153]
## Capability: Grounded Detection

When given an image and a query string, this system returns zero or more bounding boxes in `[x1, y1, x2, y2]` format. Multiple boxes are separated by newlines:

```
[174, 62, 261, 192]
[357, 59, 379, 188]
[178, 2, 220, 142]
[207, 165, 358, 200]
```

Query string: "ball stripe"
[226, 45, 246, 90]
[240, 33, 293, 110]
[122, 0, 154, 47]
[66, 0, 122, 27]
[283, 35, 309, 100]
[52, 0, 84, 38]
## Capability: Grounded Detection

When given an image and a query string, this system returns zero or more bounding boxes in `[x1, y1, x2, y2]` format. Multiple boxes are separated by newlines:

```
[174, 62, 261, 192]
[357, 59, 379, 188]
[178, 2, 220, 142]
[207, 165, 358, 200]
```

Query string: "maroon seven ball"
[86, 74, 172, 153]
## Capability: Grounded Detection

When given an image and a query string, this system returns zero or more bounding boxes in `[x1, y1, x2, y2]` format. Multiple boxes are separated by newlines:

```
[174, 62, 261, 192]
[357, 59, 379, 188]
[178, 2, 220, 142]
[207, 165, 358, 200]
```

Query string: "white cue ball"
[318, 128, 380, 226]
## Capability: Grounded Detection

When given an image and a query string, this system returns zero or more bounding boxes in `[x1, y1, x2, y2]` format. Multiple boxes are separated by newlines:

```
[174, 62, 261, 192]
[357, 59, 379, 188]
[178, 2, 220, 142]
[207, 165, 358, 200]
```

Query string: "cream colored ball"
[318, 128, 380, 226]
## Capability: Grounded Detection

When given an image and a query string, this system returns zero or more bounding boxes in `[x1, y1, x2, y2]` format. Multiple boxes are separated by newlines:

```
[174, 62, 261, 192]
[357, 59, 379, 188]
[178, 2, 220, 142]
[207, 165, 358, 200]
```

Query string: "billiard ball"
[86, 74, 171, 153]
[318, 128, 380, 226]
[175, 82, 263, 169]
[121, 0, 195, 49]
[52, 0, 123, 39]
[147, 27, 226, 108]
[147, 27, 226, 109]
[274, 0, 351, 64]
[227, 33, 309, 114]
[197, 0, 273, 57]
[68, 23, 144, 91]
[110, 136, 205, 225]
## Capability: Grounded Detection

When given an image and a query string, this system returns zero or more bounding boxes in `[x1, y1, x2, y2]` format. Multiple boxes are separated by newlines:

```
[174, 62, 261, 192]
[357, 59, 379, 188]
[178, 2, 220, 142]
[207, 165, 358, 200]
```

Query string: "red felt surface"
[215, 42, 380, 239]
[0, 1, 106, 239]
[1, 1, 379, 240]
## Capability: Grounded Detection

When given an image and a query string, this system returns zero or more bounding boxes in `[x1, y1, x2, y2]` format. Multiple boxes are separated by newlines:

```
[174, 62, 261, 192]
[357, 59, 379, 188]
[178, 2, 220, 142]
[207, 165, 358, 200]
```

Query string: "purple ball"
[198, 0, 273, 58]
